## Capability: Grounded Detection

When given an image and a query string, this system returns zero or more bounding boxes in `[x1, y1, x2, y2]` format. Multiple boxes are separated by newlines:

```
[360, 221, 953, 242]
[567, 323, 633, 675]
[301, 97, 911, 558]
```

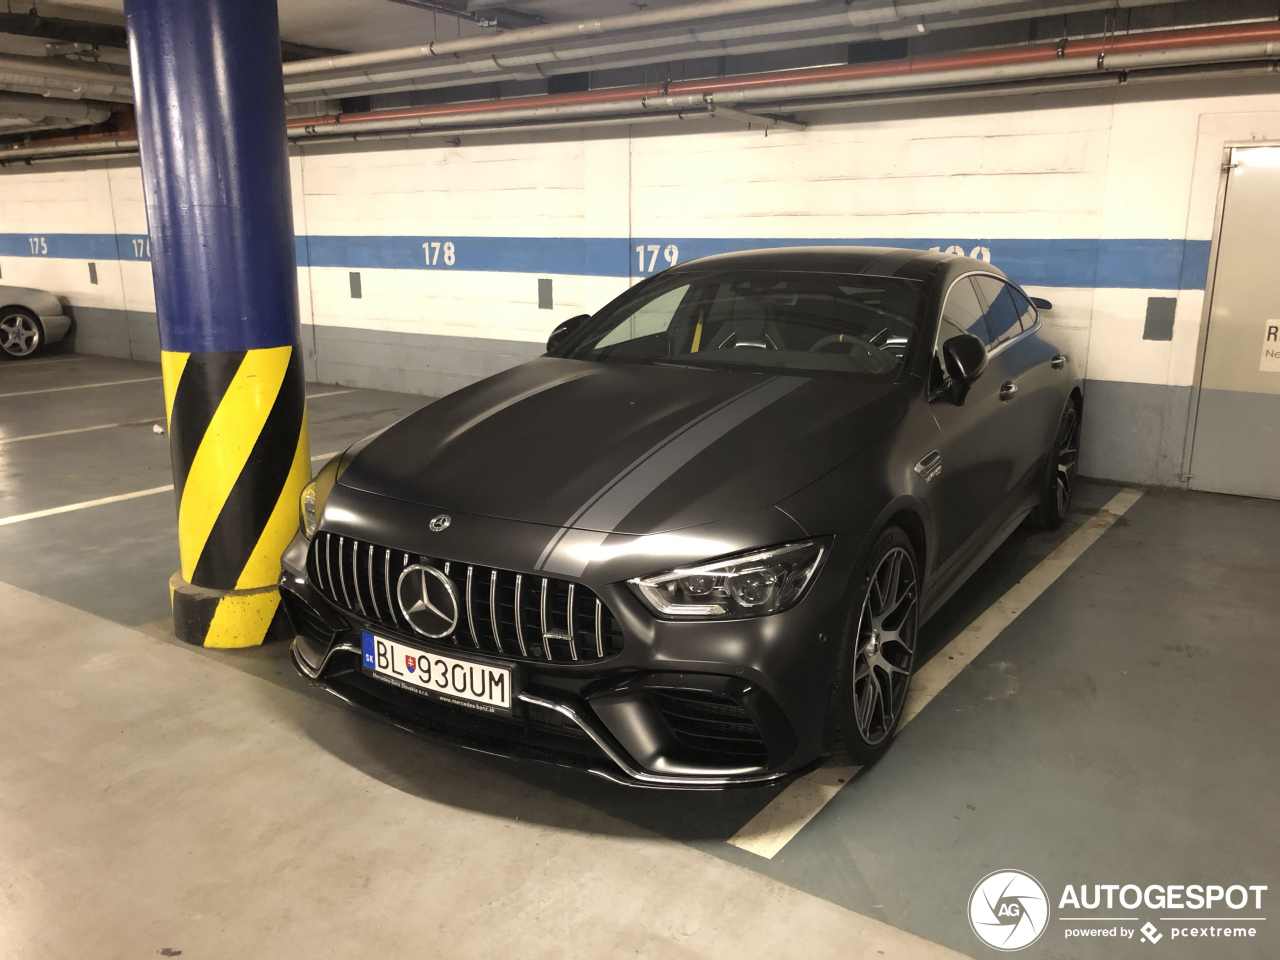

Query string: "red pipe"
[12, 20, 1280, 150]
[285, 20, 1280, 131]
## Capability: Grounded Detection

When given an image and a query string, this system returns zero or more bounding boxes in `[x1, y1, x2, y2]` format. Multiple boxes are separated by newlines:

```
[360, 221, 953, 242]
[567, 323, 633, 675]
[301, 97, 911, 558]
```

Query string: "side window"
[1006, 284, 1038, 331]
[939, 277, 992, 345]
[595, 285, 688, 348]
[932, 277, 990, 390]
[972, 275, 1022, 345]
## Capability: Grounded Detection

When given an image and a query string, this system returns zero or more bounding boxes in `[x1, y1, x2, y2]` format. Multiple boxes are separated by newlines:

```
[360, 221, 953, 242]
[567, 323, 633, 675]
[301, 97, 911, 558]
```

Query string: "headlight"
[299, 480, 318, 540]
[629, 540, 826, 620]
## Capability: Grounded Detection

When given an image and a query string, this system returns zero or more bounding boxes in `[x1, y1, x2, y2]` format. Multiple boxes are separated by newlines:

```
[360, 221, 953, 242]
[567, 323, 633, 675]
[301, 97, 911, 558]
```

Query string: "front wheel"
[1026, 402, 1080, 530]
[0, 308, 43, 359]
[829, 526, 920, 766]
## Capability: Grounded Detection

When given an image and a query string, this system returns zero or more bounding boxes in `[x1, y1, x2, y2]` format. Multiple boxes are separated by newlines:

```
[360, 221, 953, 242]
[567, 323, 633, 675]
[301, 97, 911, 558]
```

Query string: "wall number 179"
[636, 243, 679, 273]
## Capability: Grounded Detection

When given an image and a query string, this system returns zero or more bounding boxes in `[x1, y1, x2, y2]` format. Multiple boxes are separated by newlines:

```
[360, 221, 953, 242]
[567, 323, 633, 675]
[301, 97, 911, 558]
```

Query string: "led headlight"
[299, 480, 318, 540]
[629, 540, 827, 620]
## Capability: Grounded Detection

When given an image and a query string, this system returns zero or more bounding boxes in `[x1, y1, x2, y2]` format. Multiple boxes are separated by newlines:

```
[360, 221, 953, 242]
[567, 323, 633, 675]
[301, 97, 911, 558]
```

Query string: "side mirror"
[942, 333, 988, 405]
[1029, 296, 1053, 312]
[547, 313, 590, 353]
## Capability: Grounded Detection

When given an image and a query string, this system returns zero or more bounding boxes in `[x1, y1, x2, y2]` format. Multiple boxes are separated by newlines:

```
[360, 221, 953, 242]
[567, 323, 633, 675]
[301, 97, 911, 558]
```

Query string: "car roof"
[667, 245, 1006, 284]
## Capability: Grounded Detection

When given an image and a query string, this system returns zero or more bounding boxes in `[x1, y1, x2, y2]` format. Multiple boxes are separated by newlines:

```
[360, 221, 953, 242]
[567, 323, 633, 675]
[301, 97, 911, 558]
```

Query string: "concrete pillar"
[124, 0, 311, 647]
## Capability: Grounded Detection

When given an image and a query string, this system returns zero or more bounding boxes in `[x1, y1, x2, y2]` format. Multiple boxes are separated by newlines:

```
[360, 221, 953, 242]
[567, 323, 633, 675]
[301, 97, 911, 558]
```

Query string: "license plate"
[361, 632, 512, 712]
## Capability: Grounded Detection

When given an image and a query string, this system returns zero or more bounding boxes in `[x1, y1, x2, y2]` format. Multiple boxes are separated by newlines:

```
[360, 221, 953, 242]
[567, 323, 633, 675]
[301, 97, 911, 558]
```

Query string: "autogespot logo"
[969, 870, 1051, 951]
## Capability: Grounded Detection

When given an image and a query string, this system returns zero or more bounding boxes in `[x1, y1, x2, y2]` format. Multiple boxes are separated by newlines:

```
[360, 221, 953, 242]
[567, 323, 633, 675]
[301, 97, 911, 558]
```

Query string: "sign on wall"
[1262, 321, 1280, 372]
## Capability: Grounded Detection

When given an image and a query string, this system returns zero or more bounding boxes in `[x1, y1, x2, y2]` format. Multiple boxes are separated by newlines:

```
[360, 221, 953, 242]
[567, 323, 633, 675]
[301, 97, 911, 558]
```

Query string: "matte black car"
[281, 247, 1082, 788]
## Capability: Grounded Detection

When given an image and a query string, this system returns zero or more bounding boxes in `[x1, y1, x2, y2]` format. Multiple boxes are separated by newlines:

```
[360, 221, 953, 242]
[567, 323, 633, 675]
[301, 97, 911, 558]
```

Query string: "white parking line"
[307, 389, 354, 399]
[727, 487, 1145, 860]
[2, 356, 87, 367]
[0, 451, 343, 527]
[0, 417, 162, 444]
[0, 485, 175, 527]
[0, 376, 162, 398]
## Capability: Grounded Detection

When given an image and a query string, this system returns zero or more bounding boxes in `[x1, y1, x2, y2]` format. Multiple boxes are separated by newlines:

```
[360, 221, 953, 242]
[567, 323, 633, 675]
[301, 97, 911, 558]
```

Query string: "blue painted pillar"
[124, 0, 311, 647]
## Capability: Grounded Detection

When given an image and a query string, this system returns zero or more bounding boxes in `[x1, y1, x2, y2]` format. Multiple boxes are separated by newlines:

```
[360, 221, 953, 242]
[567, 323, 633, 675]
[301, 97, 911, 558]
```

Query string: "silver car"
[0, 286, 72, 359]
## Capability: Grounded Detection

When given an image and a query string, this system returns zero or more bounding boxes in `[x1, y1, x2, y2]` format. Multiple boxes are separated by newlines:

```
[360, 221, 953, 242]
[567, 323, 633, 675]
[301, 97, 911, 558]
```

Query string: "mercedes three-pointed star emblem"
[395, 564, 459, 638]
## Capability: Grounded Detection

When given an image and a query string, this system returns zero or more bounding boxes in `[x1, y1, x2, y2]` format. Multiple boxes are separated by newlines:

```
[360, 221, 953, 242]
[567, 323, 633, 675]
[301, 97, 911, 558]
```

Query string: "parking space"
[3, 355, 1275, 958]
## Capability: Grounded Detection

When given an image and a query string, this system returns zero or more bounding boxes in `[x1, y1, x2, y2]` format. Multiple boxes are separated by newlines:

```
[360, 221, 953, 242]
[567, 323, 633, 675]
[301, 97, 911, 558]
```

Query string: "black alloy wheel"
[1027, 403, 1080, 530]
[831, 526, 919, 765]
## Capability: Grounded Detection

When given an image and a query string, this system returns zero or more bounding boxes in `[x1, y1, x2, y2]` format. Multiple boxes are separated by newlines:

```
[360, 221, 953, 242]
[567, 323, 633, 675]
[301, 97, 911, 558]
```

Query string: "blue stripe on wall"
[0, 232, 1213, 290]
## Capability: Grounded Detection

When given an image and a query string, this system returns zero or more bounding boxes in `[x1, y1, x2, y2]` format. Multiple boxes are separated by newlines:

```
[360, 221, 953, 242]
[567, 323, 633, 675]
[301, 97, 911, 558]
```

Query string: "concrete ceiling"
[27, 0, 698, 53]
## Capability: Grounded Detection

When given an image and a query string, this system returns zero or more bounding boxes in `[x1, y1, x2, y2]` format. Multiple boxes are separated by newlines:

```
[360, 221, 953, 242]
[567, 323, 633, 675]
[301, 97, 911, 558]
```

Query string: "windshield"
[565, 270, 925, 377]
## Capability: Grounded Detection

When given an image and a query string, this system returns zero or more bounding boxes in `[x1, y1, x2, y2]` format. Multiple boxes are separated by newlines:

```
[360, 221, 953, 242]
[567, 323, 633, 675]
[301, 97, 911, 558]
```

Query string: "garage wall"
[2, 85, 1279, 485]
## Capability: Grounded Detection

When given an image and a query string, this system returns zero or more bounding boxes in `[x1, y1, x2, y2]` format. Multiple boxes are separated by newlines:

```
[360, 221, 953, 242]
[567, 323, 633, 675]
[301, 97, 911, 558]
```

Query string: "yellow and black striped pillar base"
[161, 344, 311, 648]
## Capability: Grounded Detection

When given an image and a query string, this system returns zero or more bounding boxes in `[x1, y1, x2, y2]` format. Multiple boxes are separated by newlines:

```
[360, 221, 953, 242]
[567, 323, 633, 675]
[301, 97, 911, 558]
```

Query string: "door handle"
[914, 449, 942, 482]
[1051, 354, 1067, 370]
[999, 380, 1018, 401]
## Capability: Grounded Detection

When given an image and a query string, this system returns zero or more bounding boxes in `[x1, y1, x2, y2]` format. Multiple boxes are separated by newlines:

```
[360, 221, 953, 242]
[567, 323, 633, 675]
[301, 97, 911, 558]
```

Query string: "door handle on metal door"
[1051, 354, 1067, 369]
[999, 380, 1018, 401]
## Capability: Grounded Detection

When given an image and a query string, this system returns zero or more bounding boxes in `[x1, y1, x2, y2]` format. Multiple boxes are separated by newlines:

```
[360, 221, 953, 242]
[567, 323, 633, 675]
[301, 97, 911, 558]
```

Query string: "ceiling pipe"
[0, 92, 112, 123]
[0, 53, 134, 102]
[282, 0, 832, 75]
[7, 21, 1280, 163]
[281, 0, 1186, 100]
[283, 21, 1280, 133]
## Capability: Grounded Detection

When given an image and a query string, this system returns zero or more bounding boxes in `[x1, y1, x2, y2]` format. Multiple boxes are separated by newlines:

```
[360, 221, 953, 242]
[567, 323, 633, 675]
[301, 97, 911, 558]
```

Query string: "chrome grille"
[306, 531, 624, 664]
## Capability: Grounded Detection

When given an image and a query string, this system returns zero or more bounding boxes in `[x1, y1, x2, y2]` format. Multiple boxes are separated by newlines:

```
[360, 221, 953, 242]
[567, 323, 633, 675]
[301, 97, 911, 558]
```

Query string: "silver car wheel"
[0, 311, 41, 358]
[852, 545, 918, 746]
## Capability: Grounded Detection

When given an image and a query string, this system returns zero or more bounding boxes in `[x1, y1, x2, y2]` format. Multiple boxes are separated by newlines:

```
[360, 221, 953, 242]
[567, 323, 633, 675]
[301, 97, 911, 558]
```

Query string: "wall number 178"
[423, 241, 456, 266]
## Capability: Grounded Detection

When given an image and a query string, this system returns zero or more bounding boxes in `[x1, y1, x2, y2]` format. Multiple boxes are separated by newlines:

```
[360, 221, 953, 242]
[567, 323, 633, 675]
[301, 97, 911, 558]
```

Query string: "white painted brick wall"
[3, 88, 1280, 393]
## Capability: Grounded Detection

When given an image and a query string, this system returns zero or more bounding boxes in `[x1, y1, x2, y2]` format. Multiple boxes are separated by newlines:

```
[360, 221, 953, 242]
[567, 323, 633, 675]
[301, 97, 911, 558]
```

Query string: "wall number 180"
[423, 241, 456, 266]
[636, 243, 679, 273]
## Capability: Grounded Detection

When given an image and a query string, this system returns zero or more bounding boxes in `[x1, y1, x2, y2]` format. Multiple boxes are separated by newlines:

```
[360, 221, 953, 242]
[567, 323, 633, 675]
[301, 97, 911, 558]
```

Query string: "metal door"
[1188, 146, 1280, 499]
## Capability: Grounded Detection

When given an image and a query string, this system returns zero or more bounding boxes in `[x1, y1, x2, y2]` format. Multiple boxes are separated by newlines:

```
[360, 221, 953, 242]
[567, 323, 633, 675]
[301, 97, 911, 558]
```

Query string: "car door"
[971, 276, 1064, 497]
[921, 275, 1015, 571]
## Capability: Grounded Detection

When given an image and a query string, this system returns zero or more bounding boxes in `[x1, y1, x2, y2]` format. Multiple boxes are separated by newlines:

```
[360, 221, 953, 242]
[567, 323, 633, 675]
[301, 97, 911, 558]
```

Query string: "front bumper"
[290, 633, 800, 789]
[40, 314, 71, 343]
[279, 510, 854, 789]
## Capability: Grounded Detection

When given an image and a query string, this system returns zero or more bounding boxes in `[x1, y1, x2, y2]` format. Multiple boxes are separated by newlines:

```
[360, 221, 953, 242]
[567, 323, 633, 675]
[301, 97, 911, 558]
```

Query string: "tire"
[1025, 401, 1081, 530]
[829, 525, 920, 766]
[0, 307, 44, 359]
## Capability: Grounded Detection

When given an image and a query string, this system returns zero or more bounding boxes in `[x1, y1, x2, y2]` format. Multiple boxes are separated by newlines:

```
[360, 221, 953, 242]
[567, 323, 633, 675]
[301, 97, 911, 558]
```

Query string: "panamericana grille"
[650, 689, 769, 763]
[306, 531, 624, 664]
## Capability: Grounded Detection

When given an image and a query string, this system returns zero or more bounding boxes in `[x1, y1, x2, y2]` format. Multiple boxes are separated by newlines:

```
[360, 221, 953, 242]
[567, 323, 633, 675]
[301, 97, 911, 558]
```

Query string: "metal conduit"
[6, 22, 1280, 163]
[281, 0, 833, 75]
[279, 0, 1184, 100]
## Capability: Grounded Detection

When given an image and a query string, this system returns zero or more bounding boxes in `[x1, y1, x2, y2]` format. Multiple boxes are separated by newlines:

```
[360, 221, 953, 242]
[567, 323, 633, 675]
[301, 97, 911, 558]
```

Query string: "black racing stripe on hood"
[534, 375, 807, 577]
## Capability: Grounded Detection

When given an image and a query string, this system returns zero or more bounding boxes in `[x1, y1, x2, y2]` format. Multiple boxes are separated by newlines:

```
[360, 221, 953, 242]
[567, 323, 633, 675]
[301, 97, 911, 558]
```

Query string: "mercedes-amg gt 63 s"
[281, 246, 1082, 788]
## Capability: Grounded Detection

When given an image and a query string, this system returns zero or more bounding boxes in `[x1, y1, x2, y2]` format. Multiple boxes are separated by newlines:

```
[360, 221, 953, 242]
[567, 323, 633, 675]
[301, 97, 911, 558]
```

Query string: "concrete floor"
[1, 354, 1276, 959]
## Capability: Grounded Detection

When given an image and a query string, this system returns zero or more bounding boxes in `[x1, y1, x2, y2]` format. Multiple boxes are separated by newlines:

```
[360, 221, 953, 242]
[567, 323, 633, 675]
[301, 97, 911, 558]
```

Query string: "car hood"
[338, 357, 905, 536]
